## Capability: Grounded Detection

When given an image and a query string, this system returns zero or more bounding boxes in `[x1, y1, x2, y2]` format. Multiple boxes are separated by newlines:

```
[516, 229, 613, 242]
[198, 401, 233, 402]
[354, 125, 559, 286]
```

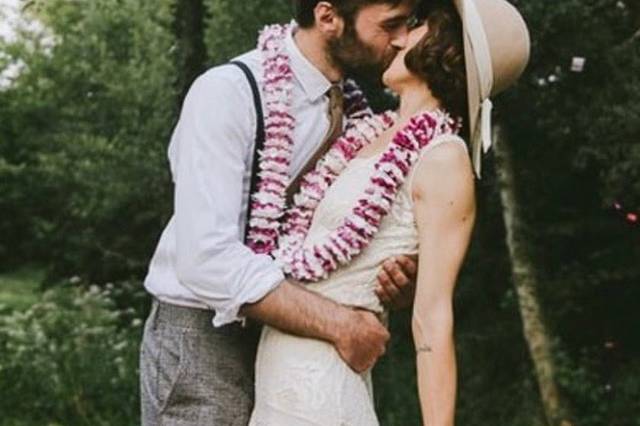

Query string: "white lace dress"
[248, 135, 468, 426]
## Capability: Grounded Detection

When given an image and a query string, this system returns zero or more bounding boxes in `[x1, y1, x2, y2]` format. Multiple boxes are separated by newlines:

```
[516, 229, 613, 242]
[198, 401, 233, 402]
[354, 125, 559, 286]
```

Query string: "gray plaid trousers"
[140, 300, 260, 425]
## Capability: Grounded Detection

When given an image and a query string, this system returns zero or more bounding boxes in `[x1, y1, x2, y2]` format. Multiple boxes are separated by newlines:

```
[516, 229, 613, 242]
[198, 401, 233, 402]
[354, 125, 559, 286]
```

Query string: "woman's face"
[382, 23, 429, 91]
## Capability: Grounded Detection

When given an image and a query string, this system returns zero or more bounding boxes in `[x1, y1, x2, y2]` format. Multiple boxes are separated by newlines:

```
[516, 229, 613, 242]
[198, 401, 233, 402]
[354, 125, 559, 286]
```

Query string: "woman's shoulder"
[422, 135, 469, 165]
[423, 133, 468, 155]
[410, 135, 475, 203]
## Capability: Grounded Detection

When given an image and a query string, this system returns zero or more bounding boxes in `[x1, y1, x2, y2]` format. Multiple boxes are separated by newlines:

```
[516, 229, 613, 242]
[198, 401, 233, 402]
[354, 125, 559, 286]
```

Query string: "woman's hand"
[375, 255, 418, 310]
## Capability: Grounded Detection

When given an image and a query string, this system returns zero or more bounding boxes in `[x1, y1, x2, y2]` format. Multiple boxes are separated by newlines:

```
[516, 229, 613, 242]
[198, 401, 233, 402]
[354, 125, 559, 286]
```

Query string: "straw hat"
[452, 0, 530, 177]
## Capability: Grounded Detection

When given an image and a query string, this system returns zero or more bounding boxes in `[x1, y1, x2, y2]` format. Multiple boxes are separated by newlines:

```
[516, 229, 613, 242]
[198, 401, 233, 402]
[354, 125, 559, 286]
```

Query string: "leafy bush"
[0, 283, 142, 426]
[0, 0, 177, 280]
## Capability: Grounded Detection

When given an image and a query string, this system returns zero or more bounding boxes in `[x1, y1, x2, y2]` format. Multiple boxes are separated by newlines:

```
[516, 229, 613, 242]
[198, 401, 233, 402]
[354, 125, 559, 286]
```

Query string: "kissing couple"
[140, 0, 530, 424]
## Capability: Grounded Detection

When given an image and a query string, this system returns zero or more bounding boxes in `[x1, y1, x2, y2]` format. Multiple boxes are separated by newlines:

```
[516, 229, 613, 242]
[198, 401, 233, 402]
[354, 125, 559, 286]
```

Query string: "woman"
[249, 0, 530, 424]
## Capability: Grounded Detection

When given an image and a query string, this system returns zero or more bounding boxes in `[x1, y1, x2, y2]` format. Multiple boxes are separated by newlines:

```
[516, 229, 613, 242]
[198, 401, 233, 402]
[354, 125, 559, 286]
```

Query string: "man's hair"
[293, 0, 408, 28]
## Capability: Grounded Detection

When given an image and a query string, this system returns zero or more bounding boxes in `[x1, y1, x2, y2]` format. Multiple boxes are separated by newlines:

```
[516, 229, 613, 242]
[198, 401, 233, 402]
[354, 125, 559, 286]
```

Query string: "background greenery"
[0, 0, 638, 425]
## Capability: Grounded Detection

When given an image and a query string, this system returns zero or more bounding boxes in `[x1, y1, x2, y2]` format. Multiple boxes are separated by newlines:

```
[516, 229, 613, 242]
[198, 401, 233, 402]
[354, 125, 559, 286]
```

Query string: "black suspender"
[228, 61, 265, 244]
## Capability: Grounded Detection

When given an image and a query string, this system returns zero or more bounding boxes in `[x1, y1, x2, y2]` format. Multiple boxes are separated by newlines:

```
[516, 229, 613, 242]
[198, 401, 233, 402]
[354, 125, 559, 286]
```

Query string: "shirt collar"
[285, 23, 334, 102]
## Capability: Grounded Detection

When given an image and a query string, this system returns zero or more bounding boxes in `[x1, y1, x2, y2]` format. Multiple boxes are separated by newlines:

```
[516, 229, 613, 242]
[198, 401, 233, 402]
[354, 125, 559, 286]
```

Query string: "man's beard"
[327, 23, 394, 81]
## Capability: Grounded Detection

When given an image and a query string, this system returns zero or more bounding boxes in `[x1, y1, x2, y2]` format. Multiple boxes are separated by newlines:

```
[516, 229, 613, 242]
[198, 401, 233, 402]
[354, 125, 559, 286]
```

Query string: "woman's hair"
[405, 0, 467, 123]
[293, 0, 407, 28]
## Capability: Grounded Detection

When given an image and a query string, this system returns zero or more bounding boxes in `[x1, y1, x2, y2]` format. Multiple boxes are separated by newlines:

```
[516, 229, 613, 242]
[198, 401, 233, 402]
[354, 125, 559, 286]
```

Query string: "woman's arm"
[411, 142, 476, 426]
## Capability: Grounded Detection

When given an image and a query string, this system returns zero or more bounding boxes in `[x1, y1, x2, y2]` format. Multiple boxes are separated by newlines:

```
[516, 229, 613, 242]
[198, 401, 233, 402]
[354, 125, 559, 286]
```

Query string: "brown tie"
[286, 84, 344, 204]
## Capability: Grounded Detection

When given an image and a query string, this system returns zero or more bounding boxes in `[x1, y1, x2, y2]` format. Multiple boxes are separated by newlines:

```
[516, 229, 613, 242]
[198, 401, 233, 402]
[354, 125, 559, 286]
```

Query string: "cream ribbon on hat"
[464, 0, 494, 172]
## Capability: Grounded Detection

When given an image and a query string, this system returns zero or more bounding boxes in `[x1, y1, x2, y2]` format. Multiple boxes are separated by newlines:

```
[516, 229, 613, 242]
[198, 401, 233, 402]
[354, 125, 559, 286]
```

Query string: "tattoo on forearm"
[417, 344, 433, 353]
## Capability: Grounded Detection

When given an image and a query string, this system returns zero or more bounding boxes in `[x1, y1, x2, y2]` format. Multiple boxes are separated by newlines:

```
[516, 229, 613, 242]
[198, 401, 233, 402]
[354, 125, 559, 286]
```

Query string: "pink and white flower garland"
[245, 23, 371, 255]
[275, 109, 462, 282]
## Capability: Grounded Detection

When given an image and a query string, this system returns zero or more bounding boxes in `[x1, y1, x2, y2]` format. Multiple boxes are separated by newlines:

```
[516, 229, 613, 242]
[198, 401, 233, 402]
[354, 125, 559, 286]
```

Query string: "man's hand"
[375, 255, 418, 310]
[241, 280, 389, 373]
[333, 309, 390, 373]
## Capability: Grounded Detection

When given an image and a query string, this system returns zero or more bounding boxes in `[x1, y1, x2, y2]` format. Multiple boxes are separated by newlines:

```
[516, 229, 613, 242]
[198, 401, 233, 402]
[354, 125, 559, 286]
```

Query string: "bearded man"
[140, 1, 418, 424]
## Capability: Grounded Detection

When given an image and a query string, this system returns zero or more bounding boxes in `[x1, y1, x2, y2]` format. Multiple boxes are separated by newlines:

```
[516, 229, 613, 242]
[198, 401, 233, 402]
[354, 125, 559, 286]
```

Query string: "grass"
[0, 266, 43, 311]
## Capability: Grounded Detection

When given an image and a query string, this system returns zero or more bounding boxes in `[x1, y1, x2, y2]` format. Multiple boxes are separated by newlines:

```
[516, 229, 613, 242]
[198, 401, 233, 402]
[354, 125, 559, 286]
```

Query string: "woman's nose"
[390, 26, 409, 51]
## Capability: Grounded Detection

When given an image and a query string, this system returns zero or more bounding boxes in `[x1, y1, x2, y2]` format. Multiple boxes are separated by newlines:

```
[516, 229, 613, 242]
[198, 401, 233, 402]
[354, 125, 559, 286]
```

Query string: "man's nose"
[391, 27, 409, 50]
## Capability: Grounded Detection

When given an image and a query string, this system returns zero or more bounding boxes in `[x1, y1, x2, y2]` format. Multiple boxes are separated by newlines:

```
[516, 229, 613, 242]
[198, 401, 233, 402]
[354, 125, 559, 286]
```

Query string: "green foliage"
[205, 0, 292, 64]
[0, 266, 42, 311]
[0, 0, 177, 280]
[555, 344, 640, 426]
[496, 0, 640, 423]
[0, 283, 142, 426]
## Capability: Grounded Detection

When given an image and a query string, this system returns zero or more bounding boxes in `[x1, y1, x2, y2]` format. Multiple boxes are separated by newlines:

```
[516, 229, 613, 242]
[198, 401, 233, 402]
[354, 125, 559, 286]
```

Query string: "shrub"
[0, 284, 142, 426]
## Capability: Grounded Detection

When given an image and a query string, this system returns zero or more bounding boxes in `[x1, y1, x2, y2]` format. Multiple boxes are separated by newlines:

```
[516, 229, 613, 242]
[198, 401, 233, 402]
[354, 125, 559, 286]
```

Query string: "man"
[140, 0, 417, 424]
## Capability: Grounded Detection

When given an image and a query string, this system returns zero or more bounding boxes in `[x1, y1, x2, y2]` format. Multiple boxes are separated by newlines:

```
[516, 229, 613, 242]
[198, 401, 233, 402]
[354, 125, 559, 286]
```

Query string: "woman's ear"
[313, 1, 345, 38]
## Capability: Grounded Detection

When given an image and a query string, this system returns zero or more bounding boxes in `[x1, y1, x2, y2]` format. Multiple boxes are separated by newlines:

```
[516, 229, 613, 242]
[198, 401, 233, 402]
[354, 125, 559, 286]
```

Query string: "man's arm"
[172, 68, 284, 327]
[171, 68, 388, 371]
[241, 280, 389, 373]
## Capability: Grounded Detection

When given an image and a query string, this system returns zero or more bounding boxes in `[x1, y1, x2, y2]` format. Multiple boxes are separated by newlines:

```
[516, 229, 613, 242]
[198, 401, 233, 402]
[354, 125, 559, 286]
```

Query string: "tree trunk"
[492, 124, 573, 426]
[172, 0, 207, 102]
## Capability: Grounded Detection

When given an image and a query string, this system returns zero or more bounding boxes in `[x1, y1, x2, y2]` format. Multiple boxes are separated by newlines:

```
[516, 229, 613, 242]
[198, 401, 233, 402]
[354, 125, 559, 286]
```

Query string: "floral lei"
[245, 23, 372, 255]
[246, 23, 462, 282]
[275, 109, 462, 282]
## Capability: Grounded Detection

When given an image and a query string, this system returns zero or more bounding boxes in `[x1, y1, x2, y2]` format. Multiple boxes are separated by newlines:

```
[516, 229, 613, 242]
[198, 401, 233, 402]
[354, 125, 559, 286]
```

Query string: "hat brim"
[453, 0, 483, 176]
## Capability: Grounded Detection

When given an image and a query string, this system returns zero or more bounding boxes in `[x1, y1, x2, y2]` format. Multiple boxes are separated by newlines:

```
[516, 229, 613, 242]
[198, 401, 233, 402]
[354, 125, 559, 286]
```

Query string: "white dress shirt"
[144, 27, 334, 327]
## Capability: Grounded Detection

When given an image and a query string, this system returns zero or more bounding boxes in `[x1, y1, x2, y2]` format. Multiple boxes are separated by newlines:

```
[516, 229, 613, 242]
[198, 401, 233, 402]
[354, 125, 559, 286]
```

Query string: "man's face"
[382, 22, 429, 89]
[328, 1, 413, 79]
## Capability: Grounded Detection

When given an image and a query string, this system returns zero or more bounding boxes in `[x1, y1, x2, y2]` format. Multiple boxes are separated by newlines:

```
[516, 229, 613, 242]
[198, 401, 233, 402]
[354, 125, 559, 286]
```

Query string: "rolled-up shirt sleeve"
[171, 69, 284, 327]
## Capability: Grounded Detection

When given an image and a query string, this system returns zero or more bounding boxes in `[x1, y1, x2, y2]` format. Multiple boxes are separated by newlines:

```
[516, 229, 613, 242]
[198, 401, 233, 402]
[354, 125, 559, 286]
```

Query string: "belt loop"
[149, 299, 160, 331]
